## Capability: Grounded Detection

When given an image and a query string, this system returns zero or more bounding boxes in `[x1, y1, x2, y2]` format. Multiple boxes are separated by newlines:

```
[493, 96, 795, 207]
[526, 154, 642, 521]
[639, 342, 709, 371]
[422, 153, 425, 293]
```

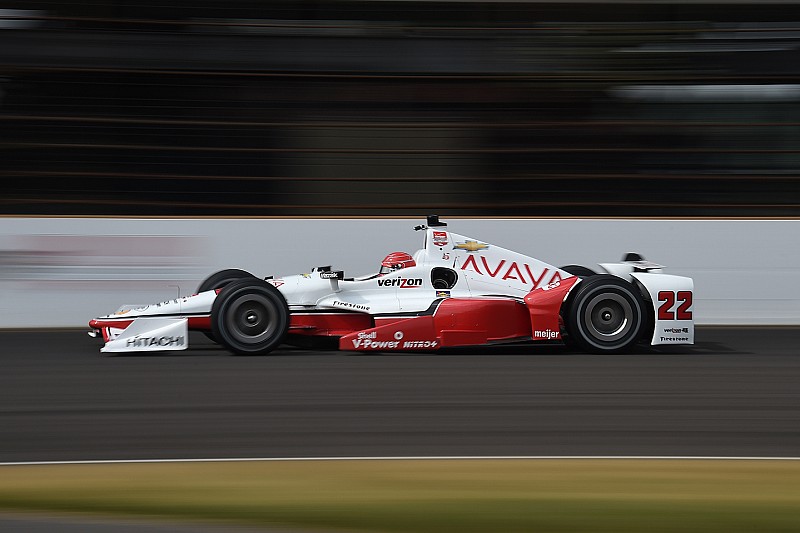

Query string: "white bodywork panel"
[94, 292, 215, 353]
[632, 273, 695, 346]
[101, 317, 188, 353]
[419, 229, 569, 296]
[108, 291, 217, 318]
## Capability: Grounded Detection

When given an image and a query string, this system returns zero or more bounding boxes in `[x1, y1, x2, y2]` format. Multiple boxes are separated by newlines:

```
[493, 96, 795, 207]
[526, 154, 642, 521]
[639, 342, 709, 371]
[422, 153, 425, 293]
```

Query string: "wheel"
[197, 269, 256, 342]
[559, 265, 597, 278]
[211, 279, 289, 355]
[565, 275, 645, 354]
[197, 268, 255, 294]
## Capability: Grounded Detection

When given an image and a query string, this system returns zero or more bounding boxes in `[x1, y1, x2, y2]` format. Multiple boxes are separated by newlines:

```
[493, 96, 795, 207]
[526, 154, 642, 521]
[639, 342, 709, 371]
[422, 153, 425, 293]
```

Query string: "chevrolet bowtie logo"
[453, 240, 489, 252]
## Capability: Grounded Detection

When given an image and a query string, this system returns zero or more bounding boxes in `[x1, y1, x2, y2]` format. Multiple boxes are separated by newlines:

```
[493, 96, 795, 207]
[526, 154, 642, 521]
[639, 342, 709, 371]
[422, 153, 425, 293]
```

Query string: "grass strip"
[0, 459, 799, 532]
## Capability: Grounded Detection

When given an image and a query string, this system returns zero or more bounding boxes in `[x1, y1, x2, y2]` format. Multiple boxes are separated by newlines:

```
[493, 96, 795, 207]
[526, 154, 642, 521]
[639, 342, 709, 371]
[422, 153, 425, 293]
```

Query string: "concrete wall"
[1, 218, 797, 327]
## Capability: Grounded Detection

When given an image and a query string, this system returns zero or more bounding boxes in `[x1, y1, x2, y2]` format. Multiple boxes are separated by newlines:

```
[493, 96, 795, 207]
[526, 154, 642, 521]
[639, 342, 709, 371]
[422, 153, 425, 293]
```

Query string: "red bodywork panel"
[340, 296, 540, 352]
[523, 276, 579, 342]
[289, 312, 373, 336]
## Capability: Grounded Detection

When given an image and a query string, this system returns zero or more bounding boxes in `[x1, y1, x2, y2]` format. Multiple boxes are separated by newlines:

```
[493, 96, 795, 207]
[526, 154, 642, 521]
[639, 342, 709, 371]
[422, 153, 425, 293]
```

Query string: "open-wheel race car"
[89, 216, 694, 355]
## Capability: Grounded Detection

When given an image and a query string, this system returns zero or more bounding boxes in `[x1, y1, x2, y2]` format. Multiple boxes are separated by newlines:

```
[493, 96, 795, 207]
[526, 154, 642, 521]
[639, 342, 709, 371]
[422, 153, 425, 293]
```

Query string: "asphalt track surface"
[1, 327, 799, 463]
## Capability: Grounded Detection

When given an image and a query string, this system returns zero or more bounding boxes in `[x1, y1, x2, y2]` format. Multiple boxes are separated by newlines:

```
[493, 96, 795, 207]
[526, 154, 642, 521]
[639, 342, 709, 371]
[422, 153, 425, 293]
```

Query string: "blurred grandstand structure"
[1, 1, 799, 216]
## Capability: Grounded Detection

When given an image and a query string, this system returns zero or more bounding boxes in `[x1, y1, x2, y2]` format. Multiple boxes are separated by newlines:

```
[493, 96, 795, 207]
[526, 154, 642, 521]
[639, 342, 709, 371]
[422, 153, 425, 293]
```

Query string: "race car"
[88, 216, 694, 355]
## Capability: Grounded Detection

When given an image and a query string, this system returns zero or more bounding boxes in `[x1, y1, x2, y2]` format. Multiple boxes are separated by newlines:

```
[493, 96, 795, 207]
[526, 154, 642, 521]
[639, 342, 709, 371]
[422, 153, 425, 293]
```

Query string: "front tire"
[197, 268, 255, 294]
[565, 275, 645, 354]
[197, 269, 256, 342]
[211, 279, 289, 355]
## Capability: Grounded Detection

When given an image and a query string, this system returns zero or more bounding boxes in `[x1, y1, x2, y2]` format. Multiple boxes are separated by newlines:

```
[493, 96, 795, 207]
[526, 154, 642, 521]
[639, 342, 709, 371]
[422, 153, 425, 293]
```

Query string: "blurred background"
[1, 1, 799, 328]
[2, 0, 800, 218]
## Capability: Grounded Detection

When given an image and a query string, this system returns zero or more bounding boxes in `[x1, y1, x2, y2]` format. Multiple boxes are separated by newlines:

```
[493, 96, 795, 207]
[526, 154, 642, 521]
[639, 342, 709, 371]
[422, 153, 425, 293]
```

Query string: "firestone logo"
[334, 301, 370, 311]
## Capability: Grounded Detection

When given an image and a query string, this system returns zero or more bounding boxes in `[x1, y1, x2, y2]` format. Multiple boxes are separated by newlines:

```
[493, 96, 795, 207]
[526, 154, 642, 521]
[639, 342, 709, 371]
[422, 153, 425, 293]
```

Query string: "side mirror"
[320, 270, 344, 292]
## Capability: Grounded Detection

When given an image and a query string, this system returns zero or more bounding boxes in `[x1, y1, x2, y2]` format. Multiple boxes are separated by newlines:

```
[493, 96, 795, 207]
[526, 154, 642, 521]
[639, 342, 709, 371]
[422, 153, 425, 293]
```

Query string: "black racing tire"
[559, 265, 597, 279]
[197, 269, 256, 342]
[197, 268, 255, 294]
[565, 275, 646, 354]
[211, 279, 289, 355]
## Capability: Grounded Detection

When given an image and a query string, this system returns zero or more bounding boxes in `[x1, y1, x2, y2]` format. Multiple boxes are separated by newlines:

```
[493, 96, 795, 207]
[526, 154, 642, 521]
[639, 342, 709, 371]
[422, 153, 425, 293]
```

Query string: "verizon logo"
[377, 278, 423, 288]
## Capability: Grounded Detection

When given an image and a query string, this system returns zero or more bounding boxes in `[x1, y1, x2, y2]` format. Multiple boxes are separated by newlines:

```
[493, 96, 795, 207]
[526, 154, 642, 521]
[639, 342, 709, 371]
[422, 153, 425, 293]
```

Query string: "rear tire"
[565, 275, 645, 354]
[211, 279, 289, 355]
[560, 265, 597, 278]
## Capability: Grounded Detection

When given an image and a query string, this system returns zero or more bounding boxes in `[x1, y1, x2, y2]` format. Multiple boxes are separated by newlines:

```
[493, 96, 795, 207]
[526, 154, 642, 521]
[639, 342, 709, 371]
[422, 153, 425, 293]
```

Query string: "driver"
[379, 251, 415, 275]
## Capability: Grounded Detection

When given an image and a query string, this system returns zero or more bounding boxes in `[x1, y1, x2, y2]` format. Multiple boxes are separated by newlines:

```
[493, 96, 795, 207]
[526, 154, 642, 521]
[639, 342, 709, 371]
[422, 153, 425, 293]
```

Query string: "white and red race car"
[89, 216, 694, 355]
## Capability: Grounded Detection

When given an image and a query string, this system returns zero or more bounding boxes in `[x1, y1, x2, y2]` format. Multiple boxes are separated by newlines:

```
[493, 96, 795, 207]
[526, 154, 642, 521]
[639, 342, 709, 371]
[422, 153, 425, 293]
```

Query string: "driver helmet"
[380, 251, 416, 275]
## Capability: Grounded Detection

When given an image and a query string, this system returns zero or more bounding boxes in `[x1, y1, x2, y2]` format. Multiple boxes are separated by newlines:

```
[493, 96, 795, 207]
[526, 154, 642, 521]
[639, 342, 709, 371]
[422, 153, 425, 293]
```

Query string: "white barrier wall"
[0, 217, 797, 327]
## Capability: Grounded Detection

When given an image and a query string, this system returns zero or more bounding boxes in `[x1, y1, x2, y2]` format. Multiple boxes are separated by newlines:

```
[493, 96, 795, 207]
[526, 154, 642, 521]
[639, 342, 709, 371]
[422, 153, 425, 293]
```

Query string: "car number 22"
[658, 291, 693, 320]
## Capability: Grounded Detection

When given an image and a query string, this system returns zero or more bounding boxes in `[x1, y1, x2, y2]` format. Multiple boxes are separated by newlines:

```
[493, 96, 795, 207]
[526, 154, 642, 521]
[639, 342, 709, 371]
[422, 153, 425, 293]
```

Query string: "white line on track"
[2, 456, 800, 467]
